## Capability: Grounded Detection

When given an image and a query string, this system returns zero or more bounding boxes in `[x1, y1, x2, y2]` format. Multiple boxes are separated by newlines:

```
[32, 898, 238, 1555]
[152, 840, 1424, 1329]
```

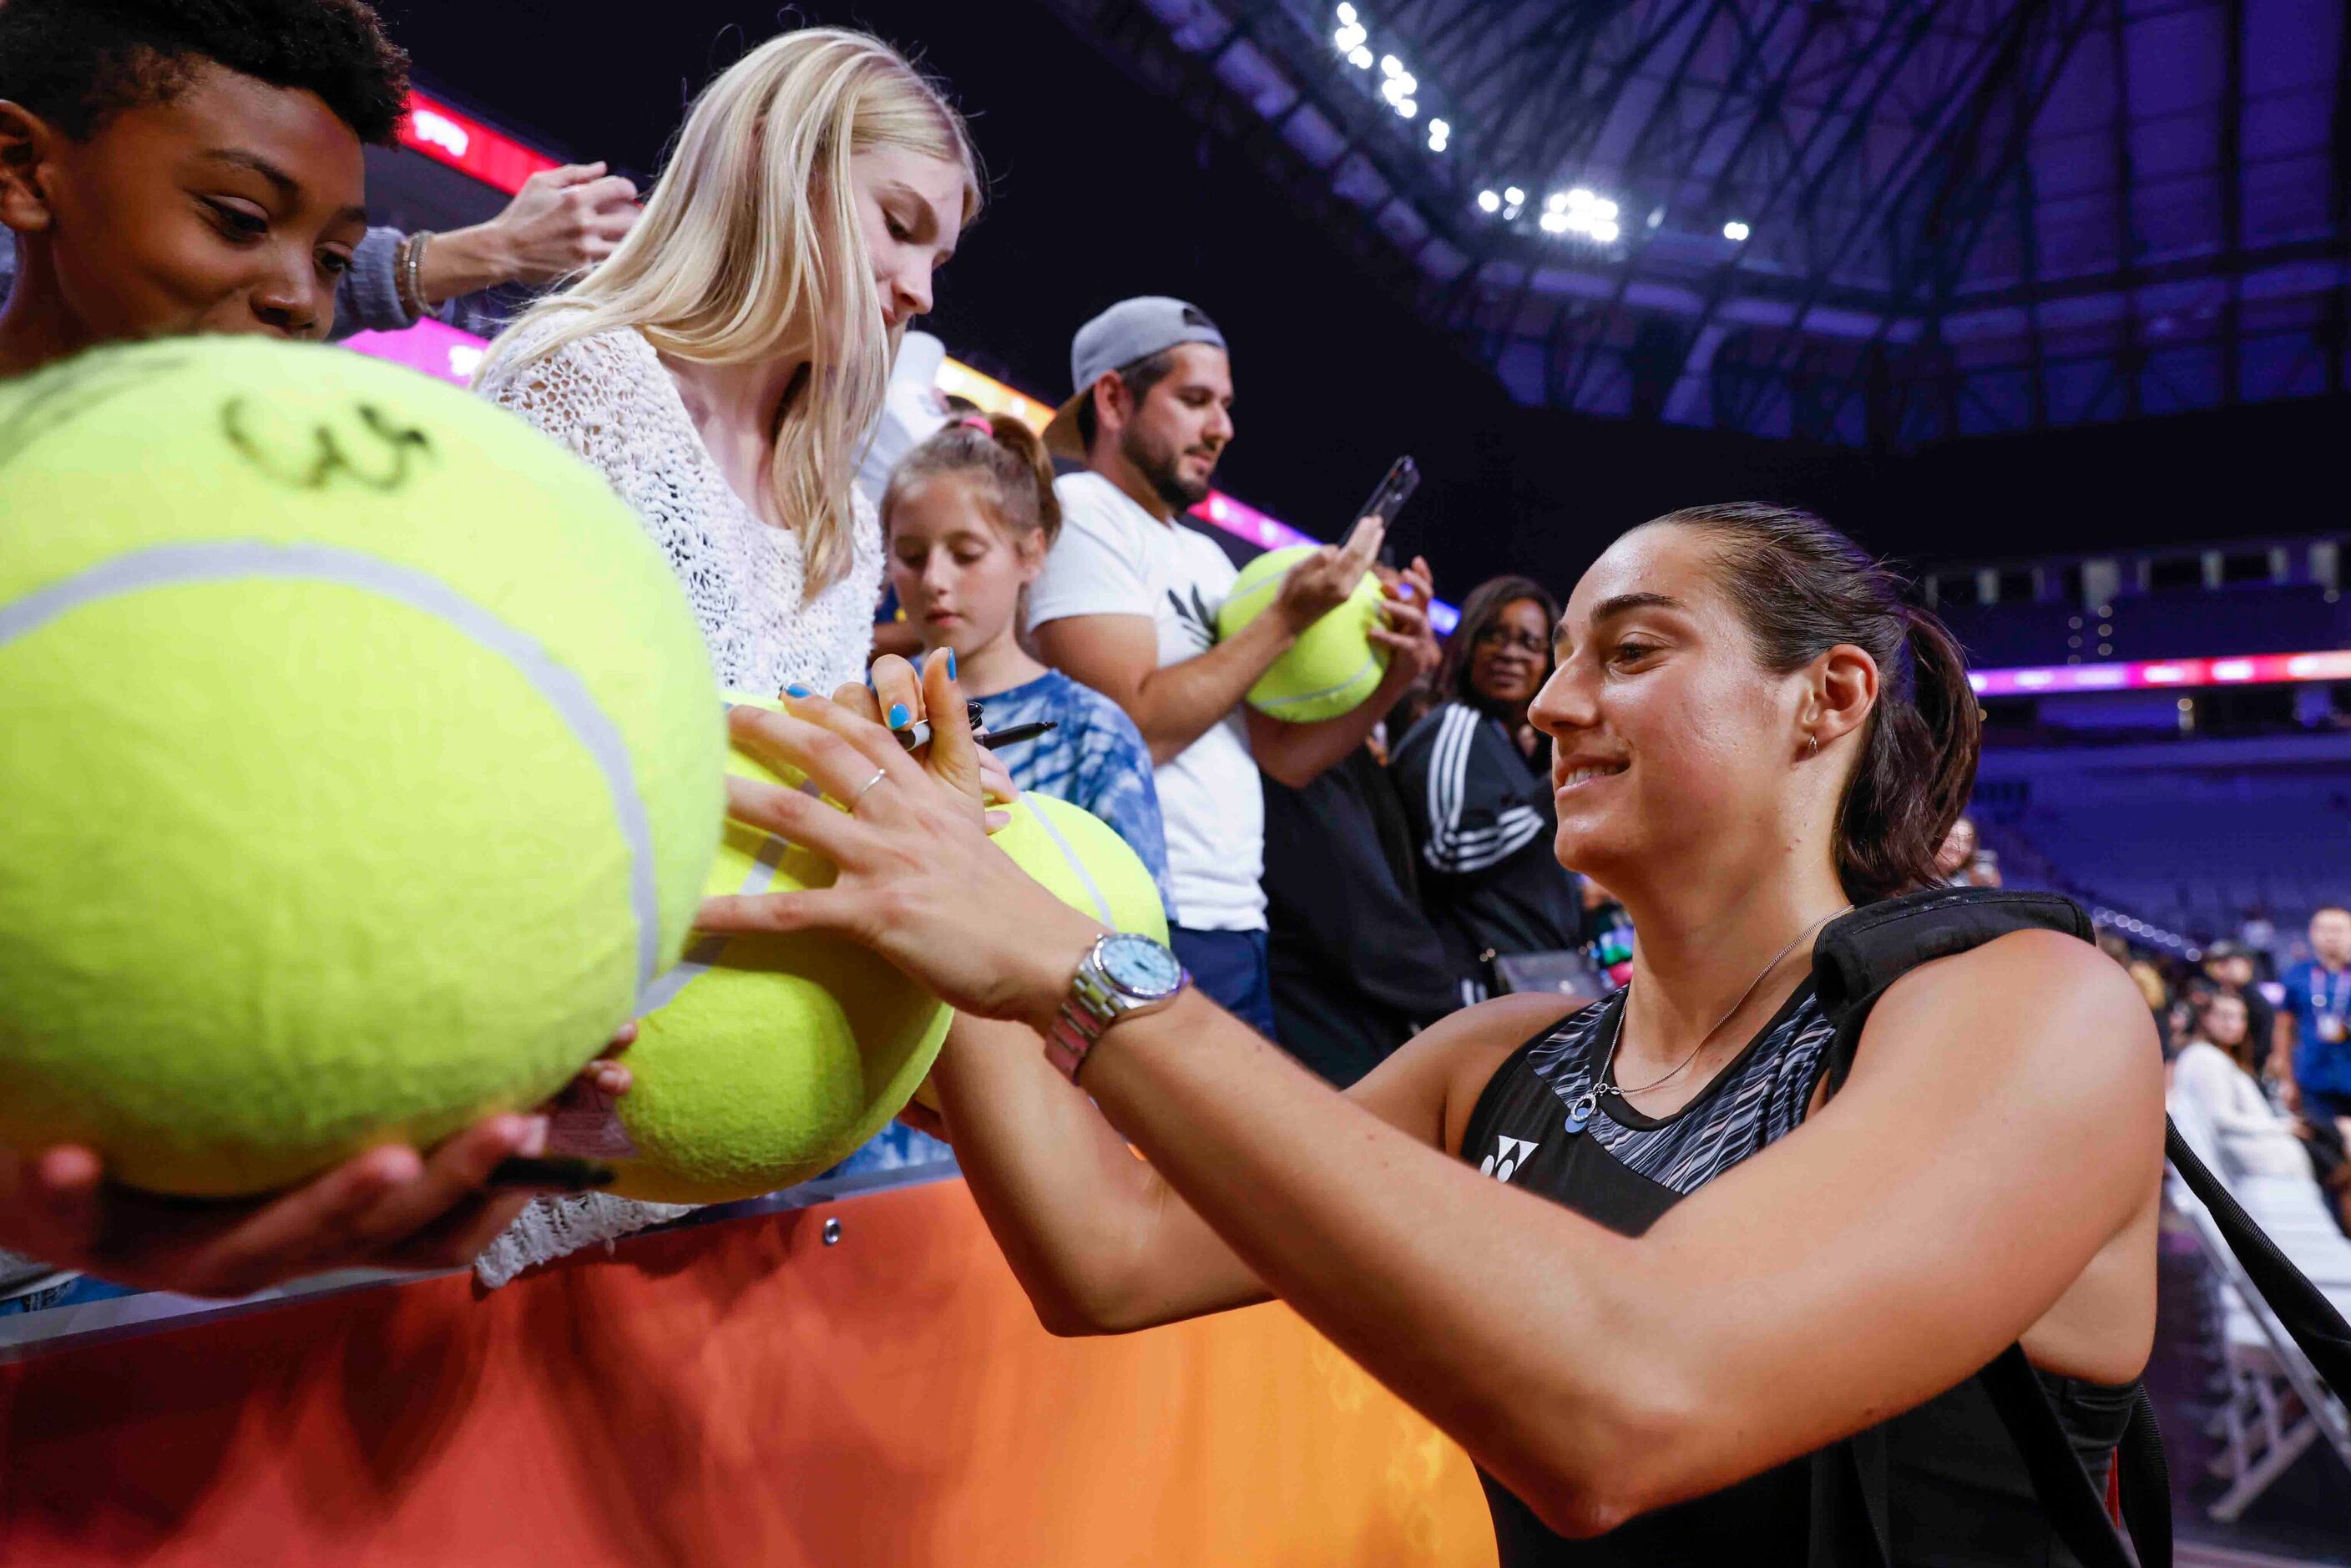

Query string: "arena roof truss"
[1044, 0, 2351, 444]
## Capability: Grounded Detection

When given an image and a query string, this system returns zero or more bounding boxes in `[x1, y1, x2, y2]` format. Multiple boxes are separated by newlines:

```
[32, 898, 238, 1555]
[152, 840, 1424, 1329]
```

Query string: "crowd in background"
[0, 0, 1635, 1108]
[2107, 905, 2351, 1237]
[11, 11, 2351, 1555]
[868, 324, 1623, 1092]
[1935, 807, 2351, 1237]
[0, 0, 1626, 1308]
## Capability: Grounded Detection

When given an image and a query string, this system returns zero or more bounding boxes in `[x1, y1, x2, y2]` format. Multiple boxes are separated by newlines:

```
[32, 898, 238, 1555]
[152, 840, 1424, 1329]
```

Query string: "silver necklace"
[1563, 905, 1850, 1135]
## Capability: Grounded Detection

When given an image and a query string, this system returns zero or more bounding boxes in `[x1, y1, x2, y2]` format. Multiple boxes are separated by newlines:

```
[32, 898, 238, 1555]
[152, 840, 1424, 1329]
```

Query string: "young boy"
[0, 0, 421, 377]
[0, 0, 603, 1305]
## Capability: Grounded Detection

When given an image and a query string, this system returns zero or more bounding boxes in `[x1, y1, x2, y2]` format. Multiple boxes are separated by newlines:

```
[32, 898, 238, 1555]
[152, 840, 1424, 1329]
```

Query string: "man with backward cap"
[1025, 296, 1439, 1036]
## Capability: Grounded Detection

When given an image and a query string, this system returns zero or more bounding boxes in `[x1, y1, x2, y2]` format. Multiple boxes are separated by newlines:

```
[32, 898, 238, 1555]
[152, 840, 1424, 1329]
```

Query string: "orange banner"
[0, 1177, 1498, 1566]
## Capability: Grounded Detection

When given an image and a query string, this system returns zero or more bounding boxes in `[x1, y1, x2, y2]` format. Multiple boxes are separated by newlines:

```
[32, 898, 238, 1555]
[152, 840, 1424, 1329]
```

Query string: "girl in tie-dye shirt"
[882, 414, 1175, 923]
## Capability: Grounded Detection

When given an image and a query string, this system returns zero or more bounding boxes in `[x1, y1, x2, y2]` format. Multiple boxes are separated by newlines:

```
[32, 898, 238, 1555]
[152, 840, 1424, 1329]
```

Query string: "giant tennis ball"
[0, 337, 726, 1196]
[991, 793, 1170, 943]
[905, 790, 1170, 1118]
[599, 699, 953, 1204]
[1216, 544, 1388, 722]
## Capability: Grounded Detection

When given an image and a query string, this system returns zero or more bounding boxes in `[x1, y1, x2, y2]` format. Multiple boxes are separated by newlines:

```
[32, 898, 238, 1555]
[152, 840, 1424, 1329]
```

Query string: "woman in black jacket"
[1393, 575, 1584, 998]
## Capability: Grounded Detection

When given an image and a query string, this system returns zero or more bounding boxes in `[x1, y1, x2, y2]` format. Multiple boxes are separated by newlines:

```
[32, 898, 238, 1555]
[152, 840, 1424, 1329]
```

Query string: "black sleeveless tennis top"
[1459, 985, 2138, 1565]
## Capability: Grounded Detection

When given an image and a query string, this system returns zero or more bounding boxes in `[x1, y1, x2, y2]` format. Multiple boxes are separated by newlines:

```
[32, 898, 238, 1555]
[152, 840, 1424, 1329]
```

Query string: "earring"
[1805, 733, 1820, 759]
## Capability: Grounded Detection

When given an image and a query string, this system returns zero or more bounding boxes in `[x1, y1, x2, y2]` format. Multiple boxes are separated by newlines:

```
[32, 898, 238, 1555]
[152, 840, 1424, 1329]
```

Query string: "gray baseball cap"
[1044, 296, 1227, 458]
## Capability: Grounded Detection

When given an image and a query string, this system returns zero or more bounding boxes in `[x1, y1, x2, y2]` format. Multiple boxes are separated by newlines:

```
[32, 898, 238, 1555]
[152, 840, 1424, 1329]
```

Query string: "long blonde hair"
[478, 27, 979, 596]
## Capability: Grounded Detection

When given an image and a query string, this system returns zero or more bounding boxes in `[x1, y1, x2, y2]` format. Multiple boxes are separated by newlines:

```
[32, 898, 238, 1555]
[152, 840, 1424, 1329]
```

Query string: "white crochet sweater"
[472, 321, 882, 1287]
[476, 321, 884, 696]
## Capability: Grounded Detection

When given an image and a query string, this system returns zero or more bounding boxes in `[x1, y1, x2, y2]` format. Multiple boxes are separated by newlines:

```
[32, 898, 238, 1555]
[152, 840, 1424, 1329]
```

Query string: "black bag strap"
[1974, 1350, 2179, 1568]
[1813, 887, 2091, 1097]
[1811, 886, 2351, 1566]
[1805, 1424, 1892, 1568]
[2116, 1385, 2172, 1568]
[1974, 1347, 2136, 1568]
[1813, 884, 2351, 1567]
[2165, 1120, 2351, 1388]
[1811, 888, 2142, 1563]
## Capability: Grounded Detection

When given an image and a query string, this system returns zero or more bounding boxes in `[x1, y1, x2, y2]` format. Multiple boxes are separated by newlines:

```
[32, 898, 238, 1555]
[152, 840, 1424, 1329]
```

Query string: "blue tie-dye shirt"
[979, 669, 1176, 924]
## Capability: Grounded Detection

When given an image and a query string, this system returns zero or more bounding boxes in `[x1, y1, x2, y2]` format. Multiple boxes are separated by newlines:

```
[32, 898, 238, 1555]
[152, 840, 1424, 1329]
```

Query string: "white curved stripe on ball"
[0, 539, 672, 1004]
[1019, 801, 1115, 926]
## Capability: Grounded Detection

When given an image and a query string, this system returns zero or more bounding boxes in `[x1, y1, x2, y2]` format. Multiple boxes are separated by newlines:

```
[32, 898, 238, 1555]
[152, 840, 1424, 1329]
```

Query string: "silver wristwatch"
[1044, 933, 1190, 1082]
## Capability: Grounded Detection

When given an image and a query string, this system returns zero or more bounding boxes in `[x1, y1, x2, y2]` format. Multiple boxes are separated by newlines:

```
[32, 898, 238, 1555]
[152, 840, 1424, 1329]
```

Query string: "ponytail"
[977, 412, 1063, 548]
[1835, 608, 1981, 903]
[1659, 503, 1980, 904]
[881, 411, 1061, 549]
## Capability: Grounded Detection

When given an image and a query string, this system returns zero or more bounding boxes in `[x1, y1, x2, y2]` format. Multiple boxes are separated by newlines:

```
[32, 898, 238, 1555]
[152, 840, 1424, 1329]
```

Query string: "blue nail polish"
[946, 648, 958, 681]
[887, 702, 912, 730]
[785, 684, 812, 699]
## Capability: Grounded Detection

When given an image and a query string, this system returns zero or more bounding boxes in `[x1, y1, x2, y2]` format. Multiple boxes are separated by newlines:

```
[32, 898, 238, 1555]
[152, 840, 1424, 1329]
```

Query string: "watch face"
[1100, 933, 1184, 999]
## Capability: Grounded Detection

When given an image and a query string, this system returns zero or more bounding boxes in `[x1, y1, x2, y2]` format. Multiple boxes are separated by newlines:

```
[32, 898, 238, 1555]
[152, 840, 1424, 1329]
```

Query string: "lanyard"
[2314, 966, 2351, 1019]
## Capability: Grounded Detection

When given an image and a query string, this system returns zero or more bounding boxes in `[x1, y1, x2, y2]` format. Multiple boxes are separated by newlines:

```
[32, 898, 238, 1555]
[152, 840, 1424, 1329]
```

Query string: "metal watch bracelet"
[1043, 1000, 1103, 1081]
[1041, 933, 1186, 1083]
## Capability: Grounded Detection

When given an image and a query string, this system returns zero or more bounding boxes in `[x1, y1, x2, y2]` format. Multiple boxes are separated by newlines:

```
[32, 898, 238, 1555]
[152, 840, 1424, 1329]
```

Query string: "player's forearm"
[930, 1014, 1261, 1333]
[1130, 614, 1297, 764]
[1070, 989, 1660, 1528]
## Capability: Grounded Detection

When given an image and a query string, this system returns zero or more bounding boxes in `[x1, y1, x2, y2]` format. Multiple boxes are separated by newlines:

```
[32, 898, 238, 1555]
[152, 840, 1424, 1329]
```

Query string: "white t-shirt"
[1028, 472, 1265, 932]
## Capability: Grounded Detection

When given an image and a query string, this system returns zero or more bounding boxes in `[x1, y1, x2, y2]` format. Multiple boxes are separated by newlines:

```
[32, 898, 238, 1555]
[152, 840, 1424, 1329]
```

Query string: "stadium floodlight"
[1524, 183, 1629, 241]
[1326, 13, 1461, 157]
[1503, 186, 1524, 205]
[1722, 220, 1751, 243]
[1476, 189, 1500, 212]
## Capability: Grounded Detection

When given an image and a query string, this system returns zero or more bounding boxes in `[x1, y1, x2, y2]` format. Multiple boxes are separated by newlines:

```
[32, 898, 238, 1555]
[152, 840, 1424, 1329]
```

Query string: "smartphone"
[1358, 456, 1421, 563]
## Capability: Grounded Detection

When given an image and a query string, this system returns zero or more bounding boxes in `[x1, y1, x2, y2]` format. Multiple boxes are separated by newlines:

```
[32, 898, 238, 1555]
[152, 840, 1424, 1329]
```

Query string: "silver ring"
[849, 766, 890, 810]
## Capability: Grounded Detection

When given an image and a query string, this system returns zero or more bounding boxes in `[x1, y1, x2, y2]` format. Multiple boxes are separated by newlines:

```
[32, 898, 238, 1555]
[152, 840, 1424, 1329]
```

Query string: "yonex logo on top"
[1481, 1136, 1540, 1183]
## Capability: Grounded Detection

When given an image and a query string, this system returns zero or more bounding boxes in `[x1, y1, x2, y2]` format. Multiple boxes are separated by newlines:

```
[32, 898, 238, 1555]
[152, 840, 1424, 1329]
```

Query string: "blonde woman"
[476, 24, 979, 696]
[470, 25, 981, 1282]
